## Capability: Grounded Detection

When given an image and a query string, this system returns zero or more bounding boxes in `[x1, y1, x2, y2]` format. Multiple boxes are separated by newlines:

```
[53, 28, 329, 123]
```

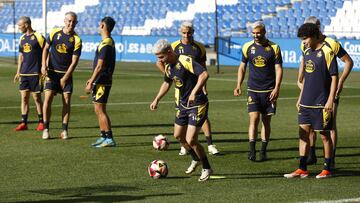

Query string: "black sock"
[261, 140, 268, 152]
[38, 114, 43, 123]
[105, 130, 113, 139]
[100, 130, 106, 138]
[206, 135, 213, 145]
[309, 146, 316, 157]
[324, 158, 332, 171]
[299, 156, 308, 171]
[188, 149, 200, 161]
[44, 121, 49, 129]
[21, 114, 28, 125]
[62, 123, 68, 131]
[201, 156, 211, 169]
[332, 148, 336, 162]
[249, 140, 256, 153]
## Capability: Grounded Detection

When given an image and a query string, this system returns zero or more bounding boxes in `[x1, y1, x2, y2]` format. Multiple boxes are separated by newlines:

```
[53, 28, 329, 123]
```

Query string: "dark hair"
[297, 23, 320, 39]
[101, 16, 116, 33]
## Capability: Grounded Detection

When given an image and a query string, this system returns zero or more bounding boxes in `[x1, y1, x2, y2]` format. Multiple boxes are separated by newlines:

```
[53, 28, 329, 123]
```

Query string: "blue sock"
[299, 156, 308, 171]
[324, 158, 332, 171]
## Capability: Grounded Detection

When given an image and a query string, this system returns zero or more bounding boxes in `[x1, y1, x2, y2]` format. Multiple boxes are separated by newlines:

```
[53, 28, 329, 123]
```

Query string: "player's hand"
[150, 99, 159, 111]
[13, 73, 20, 83]
[41, 65, 48, 76]
[324, 100, 333, 112]
[336, 80, 344, 97]
[84, 80, 92, 94]
[233, 87, 242, 96]
[60, 77, 66, 89]
[187, 93, 195, 107]
[269, 88, 279, 102]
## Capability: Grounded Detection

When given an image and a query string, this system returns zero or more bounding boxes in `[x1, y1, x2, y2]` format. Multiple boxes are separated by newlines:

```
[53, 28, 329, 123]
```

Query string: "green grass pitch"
[0, 57, 359, 202]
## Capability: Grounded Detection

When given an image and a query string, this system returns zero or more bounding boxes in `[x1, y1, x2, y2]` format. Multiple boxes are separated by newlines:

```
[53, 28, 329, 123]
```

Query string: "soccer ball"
[152, 134, 169, 150]
[148, 160, 168, 179]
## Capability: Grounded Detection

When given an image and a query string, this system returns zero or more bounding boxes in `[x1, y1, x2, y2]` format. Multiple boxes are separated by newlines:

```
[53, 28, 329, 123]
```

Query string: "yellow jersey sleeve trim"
[324, 37, 340, 55]
[34, 32, 45, 48]
[98, 38, 114, 52]
[193, 40, 206, 58]
[179, 55, 194, 73]
[74, 34, 82, 52]
[322, 45, 335, 70]
[171, 40, 181, 50]
[19, 34, 26, 45]
[269, 41, 280, 59]
[49, 28, 62, 43]
[242, 41, 253, 59]
[300, 43, 306, 53]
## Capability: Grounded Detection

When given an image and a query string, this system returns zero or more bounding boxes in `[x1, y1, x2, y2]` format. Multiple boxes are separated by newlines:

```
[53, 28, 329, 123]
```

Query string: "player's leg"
[259, 114, 271, 161]
[316, 130, 333, 178]
[248, 112, 260, 161]
[186, 125, 212, 181]
[307, 129, 317, 164]
[42, 90, 54, 139]
[15, 90, 30, 131]
[202, 118, 220, 155]
[284, 124, 311, 178]
[94, 103, 115, 147]
[32, 92, 44, 131]
[330, 99, 338, 168]
[60, 92, 72, 139]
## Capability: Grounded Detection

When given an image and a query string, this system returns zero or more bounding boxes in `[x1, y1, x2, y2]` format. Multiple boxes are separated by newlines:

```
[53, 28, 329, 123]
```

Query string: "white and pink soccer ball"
[148, 159, 168, 179]
[152, 134, 169, 150]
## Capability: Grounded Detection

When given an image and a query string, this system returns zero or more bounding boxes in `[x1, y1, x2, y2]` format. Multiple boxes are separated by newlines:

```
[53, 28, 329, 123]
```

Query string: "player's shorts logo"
[56, 43, 68, 54]
[247, 96, 254, 104]
[23, 43, 32, 53]
[252, 56, 266, 68]
[305, 60, 315, 73]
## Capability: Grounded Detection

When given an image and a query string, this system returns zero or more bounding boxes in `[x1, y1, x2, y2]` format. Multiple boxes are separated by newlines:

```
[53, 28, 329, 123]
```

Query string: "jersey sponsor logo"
[56, 43, 68, 53]
[252, 56, 267, 68]
[173, 76, 183, 88]
[23, 43, 32, 53]
[305, 60, 315, 73]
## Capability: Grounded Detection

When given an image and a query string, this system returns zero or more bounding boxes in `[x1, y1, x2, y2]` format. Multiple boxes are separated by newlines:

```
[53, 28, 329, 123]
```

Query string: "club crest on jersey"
[173, 76, 183, 88]
[250, 46, 256, 54]
[317, 51, 322, 58]
[305, 60, 315, 73]
[30, 36, 35, 40]
[57, 33, 62, 40]
[192, 45, 197, 51]
[69, 37, 74, 43]
[252, 56, 266, 68]
[23, 43, 32, 53]
[56, 43, 68, 53]
[265, 47, 271, 52]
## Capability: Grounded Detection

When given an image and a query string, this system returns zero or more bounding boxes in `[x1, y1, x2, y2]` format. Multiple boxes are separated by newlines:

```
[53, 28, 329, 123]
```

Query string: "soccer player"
[13, 16, 44, 131]
[297, 16, 353, 166]
[85, 17, 116, 148]
[150, 39, 213, 181]
[284, 23, 338, 179]
[233, 21, 283, 162]
[41, 11, 82, 140]
[155, 21, 220, 156]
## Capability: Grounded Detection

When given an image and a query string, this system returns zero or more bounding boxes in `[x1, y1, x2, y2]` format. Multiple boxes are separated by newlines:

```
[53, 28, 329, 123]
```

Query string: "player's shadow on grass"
[16, 185, 182, 203]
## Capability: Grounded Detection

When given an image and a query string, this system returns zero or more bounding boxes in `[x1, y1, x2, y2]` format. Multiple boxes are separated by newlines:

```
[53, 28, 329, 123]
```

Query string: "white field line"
[301, 197, 360, 203]
[1, 95, 360, 109]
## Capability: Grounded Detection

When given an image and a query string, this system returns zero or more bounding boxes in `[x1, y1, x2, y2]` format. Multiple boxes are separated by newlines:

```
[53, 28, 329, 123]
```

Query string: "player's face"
[181, 27, 193, 43]
[64, 14, 78, 33]
[301, 37, 316, 49]
[156, 52, 169, 64]
[17, 20, 27, 33]
[252, 27, 266, 43]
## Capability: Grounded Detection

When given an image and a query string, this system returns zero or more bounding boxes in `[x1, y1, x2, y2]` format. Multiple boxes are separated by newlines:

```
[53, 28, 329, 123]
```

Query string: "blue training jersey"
[241, 40, 283, 92]
[19, 32, 45, 75]
[164, 55, 208, 107]
[300, 43, 338, 108]
[92, 37, 116, 85]
[47, 28, 82, 73]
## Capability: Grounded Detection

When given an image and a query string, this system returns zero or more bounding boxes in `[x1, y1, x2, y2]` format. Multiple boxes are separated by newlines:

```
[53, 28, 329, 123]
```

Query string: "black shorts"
[298, 106, 333, 131]
[92, 84, 111, 103]
[247, 91, 276, 115]
[44, 70, 73, 94]
[175, 103, 208, 127]
[19, 75, 42, 93]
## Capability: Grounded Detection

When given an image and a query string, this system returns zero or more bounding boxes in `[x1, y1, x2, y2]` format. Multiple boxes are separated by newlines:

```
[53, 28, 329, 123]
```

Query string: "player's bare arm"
[150, 81, 172, 111]
[325, 75, 338, 112]
[60, 54, 80, 89]
[155, 60, 166, 73]
[297, 57, 305, 90]
[85, 59, 105, 94]
[188, 71, 209, 106]
[41, 43, 50, 76]
[336, 54, 353, 96]
[269, 64, 283, 102]
[234, 62, 246, 96]
[14, 53, 23, 83]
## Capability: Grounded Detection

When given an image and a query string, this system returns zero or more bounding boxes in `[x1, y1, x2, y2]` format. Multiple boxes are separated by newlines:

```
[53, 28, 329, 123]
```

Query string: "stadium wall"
[0, 33, 359, 70]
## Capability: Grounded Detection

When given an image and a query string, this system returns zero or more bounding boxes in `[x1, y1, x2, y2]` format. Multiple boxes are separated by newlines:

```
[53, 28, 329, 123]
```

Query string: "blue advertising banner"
[0, 33, 359, 70]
